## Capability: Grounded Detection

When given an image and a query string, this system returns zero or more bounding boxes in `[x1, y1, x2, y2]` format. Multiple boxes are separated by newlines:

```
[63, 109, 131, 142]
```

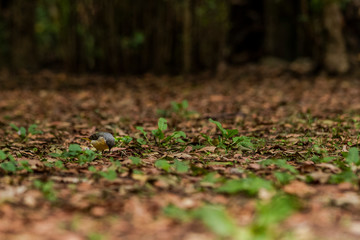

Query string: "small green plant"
[329, 169, 357, 184]
[201, 172, 222, 185]
[115, 135, 133, 146]
[163, 204, 192, 222]
[88, 159, 121, 181]
[157, 100, 197, 118]
[0, 150, 16, 172]
[202, 119, 254, 151]
[310, 155, 334, 163]
[0, 150, 33, 173]
[10, 123, 43, 141]
[173, 159, 189, 173]
[164, 204, 240, 238]
[136, 126, 149, 145]
[217, 176, 274, 195]
[0, 161, 17, 172]
[164, 194, 299, 240]
[232, 136, 255, 150]
[87, 232, 106, 240]
[260, 159, 299, 185]
[152, 117, 168, 144]
[171, 100, 189, 113]
[260, 159, 298, 173]
[327, 147, 360, 184]
[50, 144, 99, 165]
[33, 180, 57, 202]
[110, 159, 122, 169]
[251, 194, 299, 239]
[44, 160, 66, 169]
[345, 147, 359, 165]
[99, 169, 117, 180]
[129, 156, 142, 166]
[193, 205, 240, 238]
[155, 159, 171, 172]
[136, 118, 187, 147]
[155, 158, 190, 173]
[18, 160, 33, 173]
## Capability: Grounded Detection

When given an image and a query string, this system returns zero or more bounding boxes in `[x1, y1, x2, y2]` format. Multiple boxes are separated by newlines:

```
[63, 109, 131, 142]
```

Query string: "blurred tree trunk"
[57, 0, 80, 72]
[0, 0, 231, 74]
[264, 0, 297, 60]
[103, 1, 118, 73]
[322, 2, 349, 74]
[10, 0, 36, 71]
[183, 0, 191, 74]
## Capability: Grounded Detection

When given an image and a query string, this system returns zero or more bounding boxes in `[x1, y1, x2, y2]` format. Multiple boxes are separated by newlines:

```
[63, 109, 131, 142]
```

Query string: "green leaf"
[217, 177, 274, 195]
[260, 159, 298, 174]
[1, 161, 17, 172]
[181, 100, 189, 109]
[201, 172, 220, 184]
[158, 118, 168, 131]
[68, 144, 83, 153]
[99, 170, 117, 180]
[19, 127, 27, 138]
[28, 124, 43, 135]
[274, 171, 295, 185]
[194, 205, 238, 237]
[155, 159, 170, 172]
[163, 204, 191, 222]
[209, 118, 227, 136]
[49, 152, 61, 158]
[7, 154, 15, 161]
[329, 169, 357, 184]
[84, 150, 97, 160]
[133, 169, 143, 175]
[78, 151, 97, 165]
[10, 123, 19, 131]
[111, 159, 122, 168]
[201, 133, 213, 145]
[130, 156, 142, 165]
[346, 147, 360, 165]
[136, 138, 147, 145]
[33, 180, 57, 202]
[232, 136, 254, 150]
[120, 136, 133, 144]
[19, 160, 33, 172]
[165, 131, 187, 143]
[171, 131, 186, 139]
[173, 159, 189, 173]
[136, 126, 148, 139]
[256, 194, 299, 226]
[225, 129, 239, 138]
[88, 166, 97, 172]
[55, 160, 64, 169]
[0, 150, 6, 160]
[171, 101, 180, 112]
[152, 129, 164, 140]
[33, 179, 42, 189]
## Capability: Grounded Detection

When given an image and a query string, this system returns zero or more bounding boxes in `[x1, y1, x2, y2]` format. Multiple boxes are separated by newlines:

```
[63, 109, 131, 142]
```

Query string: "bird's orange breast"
[91, 137, 109, 151]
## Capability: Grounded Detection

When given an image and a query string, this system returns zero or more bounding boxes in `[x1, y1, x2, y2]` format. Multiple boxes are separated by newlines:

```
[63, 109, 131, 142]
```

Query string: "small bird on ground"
[84, 132, 115, 151]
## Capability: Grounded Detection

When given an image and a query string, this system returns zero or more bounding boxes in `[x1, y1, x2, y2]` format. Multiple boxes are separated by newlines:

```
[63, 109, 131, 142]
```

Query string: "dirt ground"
[1, 66, 360, 240]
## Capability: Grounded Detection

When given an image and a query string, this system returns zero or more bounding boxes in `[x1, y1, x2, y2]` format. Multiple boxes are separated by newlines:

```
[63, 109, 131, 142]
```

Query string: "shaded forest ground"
[1, 66, 360, 240]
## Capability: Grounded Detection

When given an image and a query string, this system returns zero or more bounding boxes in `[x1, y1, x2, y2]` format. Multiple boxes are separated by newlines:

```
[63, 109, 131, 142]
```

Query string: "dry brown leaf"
[198, 146, 217, 153]
[283, 181, 316, 197]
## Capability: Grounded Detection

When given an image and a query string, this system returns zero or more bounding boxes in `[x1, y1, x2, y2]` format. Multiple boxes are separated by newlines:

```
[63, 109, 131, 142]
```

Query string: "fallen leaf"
[283, 181, 316, 197]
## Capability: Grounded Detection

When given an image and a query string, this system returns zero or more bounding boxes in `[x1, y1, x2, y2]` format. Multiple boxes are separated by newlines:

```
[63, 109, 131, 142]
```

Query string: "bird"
[85, 132, 115, 151]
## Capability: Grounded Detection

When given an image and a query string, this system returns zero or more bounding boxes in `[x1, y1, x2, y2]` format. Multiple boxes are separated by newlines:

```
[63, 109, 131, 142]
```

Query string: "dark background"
[1, 0, 359, 75]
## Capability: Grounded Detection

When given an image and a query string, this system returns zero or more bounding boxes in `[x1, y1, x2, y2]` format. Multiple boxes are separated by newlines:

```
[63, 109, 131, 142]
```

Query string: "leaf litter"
[1, 67, 360, 239]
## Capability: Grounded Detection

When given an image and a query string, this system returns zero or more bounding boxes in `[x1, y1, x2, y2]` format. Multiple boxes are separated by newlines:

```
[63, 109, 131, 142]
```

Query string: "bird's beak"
[82, 137, 91, 142]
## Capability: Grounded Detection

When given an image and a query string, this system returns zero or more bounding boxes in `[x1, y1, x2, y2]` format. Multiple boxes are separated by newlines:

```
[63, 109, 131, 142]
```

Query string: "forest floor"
[1, 66, 360, 240]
